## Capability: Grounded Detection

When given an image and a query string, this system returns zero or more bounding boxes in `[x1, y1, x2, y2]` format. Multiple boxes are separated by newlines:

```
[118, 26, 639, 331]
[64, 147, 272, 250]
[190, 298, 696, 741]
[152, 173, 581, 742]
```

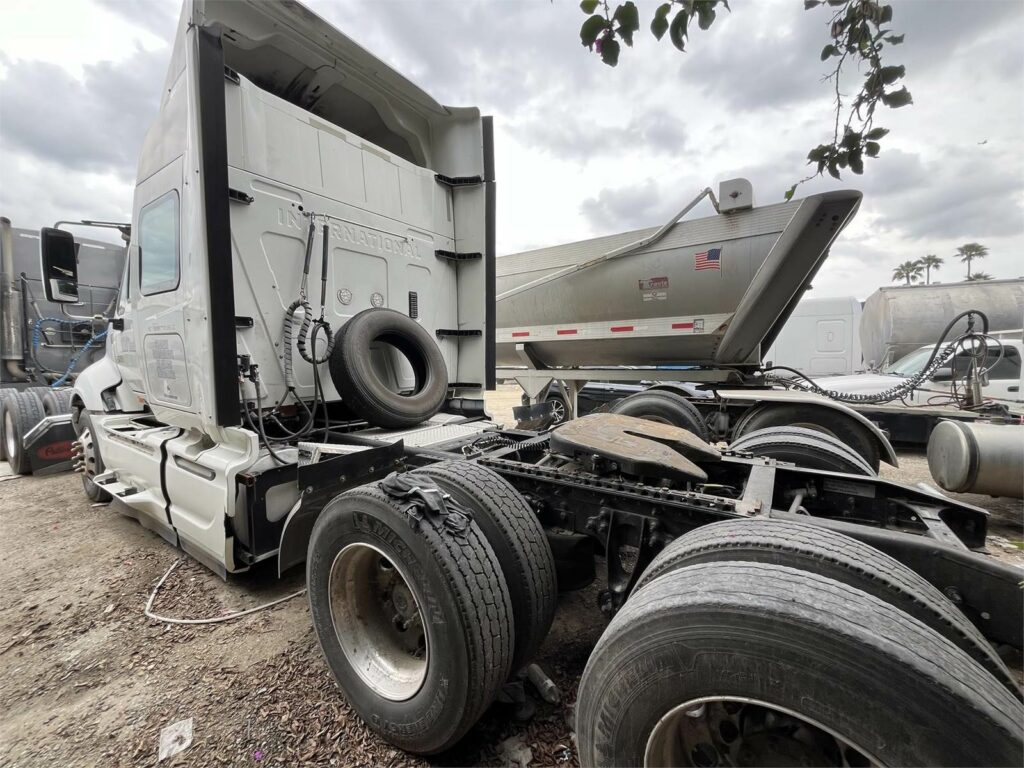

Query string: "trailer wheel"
[306, 482, 513, 754]
[729, 425, 876, 476]
[632, 518, 1020, 696]
[609, 390, 710, 441]
[40, 389, 73, 417]
[578, 561, 1024, 768]
[411, 461, 557, 672]
[2, 391, 45, 475]
[734, 404, 880, 471]
[0, 387, 16, 461]
[328, 308, 448, 429]
[75, 410, 111, 502]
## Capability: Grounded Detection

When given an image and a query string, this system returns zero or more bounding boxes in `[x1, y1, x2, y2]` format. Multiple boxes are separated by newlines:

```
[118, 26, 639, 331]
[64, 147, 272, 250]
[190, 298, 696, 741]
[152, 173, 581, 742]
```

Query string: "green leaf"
[881, 86, 913, 108]
[865, 141, 881, 157]
[878, 64, 905, 84]
[784, 183, 798, 201]
[580, 15, 608, 47]
[614, 1, 640, 46]
[669, 9, 689, 51]
[580, 0, 600, 13]
[803, 0, 823, 8]
[820, 44, 837, 60]
[880, 4, 893, 23]
[849, 150, 864, 174]
[865, 127, 889, 140]
[600, 36, 621, 66]
[696, 1, 716, 30]
[884, 33, 905, 44]
[840, 128, 860, 150]
[827, 160, 841, 180]
[651, 10, 670, 40]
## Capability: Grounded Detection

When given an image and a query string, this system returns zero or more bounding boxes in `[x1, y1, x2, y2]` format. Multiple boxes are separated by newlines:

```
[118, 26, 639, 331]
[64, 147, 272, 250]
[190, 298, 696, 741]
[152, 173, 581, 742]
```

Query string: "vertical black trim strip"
[196, 28, 239, 426]
[482, 116, 497, 391]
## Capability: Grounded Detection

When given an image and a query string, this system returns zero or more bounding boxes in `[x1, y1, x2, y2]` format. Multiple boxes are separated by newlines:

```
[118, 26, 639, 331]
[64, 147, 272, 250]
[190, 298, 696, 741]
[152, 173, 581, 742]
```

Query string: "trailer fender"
[716, 388, 898, 466]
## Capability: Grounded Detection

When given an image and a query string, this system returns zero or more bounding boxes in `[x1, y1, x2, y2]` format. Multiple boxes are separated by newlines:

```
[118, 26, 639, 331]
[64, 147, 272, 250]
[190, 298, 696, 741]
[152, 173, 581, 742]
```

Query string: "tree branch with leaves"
[578, 0, 912, 199]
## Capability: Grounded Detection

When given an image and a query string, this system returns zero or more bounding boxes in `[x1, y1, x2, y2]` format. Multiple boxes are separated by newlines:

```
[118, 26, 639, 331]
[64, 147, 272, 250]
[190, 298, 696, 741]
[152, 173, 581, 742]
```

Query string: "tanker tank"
[496, 181, 862, 369]
[860, 279, 1024, 367]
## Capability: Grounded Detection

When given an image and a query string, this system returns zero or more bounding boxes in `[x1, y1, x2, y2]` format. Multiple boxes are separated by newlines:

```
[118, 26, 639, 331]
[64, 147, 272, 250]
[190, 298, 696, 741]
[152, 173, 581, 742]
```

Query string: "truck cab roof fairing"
[188, 0, 476, 170]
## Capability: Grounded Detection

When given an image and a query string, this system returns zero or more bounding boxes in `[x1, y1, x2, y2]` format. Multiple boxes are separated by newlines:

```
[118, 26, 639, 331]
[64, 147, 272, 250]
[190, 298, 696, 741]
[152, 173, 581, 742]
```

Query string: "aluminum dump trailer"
[496, 183, 861, 368]
[860, 279, 1024, 367]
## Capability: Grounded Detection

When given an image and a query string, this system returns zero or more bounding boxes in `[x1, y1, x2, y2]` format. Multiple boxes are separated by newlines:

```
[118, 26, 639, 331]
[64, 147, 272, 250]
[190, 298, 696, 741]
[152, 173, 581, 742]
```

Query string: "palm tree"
[892, 260, 924, 285]
[919, 254, 943, 284]
[956, 243, 988, 279]
[966, 271, 994, 282]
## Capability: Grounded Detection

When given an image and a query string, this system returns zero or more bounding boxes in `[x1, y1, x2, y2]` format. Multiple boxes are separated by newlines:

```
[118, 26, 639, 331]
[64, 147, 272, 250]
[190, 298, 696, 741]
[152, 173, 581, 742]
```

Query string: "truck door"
[130, 159, 193, 414]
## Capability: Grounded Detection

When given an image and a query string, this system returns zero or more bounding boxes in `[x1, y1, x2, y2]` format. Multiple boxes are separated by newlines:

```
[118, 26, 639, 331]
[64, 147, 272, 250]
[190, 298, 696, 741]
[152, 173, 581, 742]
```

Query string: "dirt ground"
[0, 385, 1020, 767]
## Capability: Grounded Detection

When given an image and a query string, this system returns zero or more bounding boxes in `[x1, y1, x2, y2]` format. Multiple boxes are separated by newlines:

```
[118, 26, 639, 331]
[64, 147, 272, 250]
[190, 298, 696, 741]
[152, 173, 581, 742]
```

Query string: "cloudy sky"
[1, 0, 1021, 299]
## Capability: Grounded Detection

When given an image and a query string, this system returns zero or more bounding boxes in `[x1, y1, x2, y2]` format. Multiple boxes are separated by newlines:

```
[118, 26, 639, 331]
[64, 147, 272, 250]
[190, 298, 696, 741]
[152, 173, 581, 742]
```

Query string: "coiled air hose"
[283, 218, 334, 390]
[764, 310, 992, 405]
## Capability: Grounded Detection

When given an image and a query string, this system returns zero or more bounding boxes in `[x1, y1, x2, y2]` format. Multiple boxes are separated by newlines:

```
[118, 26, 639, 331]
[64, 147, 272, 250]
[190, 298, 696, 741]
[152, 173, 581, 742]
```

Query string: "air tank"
[860, 280, 1024, 368]
[496, 185, 862, 369]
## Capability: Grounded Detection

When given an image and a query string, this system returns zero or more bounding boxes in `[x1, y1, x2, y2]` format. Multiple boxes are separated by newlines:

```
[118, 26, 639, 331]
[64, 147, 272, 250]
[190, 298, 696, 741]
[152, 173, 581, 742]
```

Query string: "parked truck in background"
[34, 1, 1024, 764]
[0, 217, 127, 473]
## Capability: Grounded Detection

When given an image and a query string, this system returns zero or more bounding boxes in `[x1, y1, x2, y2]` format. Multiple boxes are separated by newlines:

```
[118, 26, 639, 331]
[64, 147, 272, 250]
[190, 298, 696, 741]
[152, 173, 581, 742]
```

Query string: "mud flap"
[22, 414, 76, 476]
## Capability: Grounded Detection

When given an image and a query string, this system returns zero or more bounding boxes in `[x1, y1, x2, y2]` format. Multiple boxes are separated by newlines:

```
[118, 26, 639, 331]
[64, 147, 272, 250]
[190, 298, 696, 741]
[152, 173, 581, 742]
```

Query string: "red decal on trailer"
[556, 329, 578, 335]
[511, 331, 530, 338]
[672, 322, 694, 330]
[610, 326, 634, 332]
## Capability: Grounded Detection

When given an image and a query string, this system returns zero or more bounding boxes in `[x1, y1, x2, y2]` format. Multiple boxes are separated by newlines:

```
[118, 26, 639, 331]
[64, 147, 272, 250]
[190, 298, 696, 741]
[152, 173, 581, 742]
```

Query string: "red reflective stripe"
[610, 325, 634, 332]
[672, 322, 694, 329]
[511, 331, 530, 338]
[556, 329, 578, 335]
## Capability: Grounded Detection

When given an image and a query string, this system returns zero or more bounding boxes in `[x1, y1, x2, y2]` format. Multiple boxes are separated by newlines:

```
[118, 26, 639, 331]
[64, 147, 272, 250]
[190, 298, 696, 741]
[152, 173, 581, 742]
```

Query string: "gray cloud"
[511, 106, 687, 162]
[0, 45, 167, 178]
[95, 0, 178, 40]
[579, 177, 719, 231]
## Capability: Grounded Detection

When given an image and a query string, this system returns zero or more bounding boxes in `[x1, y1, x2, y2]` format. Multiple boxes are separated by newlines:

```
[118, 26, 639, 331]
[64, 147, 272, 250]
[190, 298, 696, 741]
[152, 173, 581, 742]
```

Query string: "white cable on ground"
[144, 559, 306, 625]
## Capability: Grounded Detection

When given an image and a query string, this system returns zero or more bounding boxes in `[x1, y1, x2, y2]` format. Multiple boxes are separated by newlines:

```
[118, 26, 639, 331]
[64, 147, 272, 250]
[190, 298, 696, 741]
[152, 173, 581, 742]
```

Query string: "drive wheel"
[729, 425, 876, 476]
[306, 482, 513, 754]
[41, 388, 73, 417]
[609, 390, 710, 441]
[733, 404, 880, 471]
[632, 518, 1020, 696]
[75, 410, 111, 502]
[411, 461, 557, 672]
[577, 561, 1024, 767]
[2, 391, 45, 474]
[0, 387, 16, 461]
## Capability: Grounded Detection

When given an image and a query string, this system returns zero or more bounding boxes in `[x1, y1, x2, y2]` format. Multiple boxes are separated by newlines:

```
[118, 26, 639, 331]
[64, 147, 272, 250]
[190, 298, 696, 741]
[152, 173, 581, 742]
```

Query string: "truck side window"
[139, 191, 180, 295]
[986, 347, 1021, 380]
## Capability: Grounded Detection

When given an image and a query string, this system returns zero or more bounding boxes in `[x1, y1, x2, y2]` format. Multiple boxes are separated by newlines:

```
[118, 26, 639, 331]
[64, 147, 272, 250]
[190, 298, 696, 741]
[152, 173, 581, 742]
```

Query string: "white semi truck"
[44, 1, 1022, 764]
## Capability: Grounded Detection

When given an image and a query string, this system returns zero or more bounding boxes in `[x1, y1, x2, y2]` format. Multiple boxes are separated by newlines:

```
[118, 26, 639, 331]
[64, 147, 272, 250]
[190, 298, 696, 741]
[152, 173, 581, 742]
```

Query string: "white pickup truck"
[815, 338, 1023, 406]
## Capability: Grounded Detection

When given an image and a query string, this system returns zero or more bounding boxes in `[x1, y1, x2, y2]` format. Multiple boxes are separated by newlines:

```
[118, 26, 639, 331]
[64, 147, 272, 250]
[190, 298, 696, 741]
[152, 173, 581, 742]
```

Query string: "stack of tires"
[574, 518, 1024, 767]
[0, 386, 73, 475]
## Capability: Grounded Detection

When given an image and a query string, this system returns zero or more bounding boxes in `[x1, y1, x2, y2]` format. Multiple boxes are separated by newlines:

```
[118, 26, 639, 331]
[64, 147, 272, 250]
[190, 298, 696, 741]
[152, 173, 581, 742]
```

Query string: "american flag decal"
[694, 247, 722, 271]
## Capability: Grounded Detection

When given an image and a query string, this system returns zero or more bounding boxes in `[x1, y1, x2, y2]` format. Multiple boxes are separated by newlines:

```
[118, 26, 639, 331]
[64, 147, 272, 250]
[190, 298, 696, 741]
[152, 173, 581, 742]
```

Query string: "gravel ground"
[0, 387, 1020, 766]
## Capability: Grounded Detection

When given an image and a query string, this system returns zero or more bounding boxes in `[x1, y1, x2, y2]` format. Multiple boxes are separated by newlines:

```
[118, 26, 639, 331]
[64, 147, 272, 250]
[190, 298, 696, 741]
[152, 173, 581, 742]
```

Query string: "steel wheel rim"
[4, 410, 15, 459]
[643, 696, 879, 768]
[328, 542, 429, 702]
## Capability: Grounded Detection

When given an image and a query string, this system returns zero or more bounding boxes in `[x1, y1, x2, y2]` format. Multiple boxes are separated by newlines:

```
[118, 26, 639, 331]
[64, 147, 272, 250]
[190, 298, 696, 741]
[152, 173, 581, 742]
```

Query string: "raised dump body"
[496, 187, 861, 368]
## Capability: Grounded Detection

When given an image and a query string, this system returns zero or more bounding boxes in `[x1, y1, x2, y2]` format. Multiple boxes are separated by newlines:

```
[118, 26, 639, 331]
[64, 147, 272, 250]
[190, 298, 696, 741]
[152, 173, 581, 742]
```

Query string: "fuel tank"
[496, 188, 862, 368]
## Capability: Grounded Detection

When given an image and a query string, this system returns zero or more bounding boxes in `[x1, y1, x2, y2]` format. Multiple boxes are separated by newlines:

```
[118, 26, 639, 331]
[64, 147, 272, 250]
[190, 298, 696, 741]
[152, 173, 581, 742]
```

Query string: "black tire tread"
[412, 461, 557, 671]
[580, 561, 1024, 767]
[2, 391, 45, 474]
[309, 483, 514, 753]
[633, 518, 1019, 696]
[41, 388, 73, 416]
[729, 425, 876, 476]
[609, 390, 710, 441]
